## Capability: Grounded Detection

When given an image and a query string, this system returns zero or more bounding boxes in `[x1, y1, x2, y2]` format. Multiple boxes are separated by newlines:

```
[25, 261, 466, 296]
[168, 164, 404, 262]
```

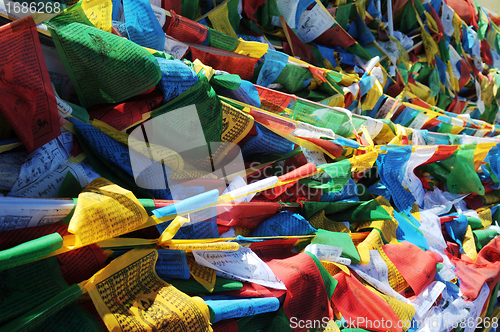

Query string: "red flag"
[266, 253, 333, 332]
[242, 0, 268, 23]
[422, 145, 459, 165]
[383, 241, 442, 296]
[314, 25, 356, 48]
[281, 18, 317, 65]
[256, 86, 294, 114]
[216, 202, 282, 228]
[250, 238, 298, 261]
[0, 16, 60, 152]
[164, 10, 208, 44]
[429, 5, 445, 42]
[447, 96, 466, 114]
[212, 319, 239, 332]
[225, 281, 287, 299]
[88, 90, 164, 131]
[162, 0, 181, 13]
[332, 271, 403, 332]
[449, 236, 500, 300]
[190, 45, 259, 80]
[295, 137, 343, 158]
[481, 39, 494, 66]
[445, 0, 478, 28]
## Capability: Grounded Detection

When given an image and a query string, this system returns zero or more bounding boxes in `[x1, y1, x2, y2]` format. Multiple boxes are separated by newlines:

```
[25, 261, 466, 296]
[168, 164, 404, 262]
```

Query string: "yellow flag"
[186, 252, 217, 292]
[480, 76, 497, 106]
[409, 82, 433, 104]
[362, 79, 384, 113]
[424, 11, 439, 34]
[85, 249, 212, 331]
[68, 178, 148, 247]
[421, 28, 440, 65]
[208, 2, 237, 38]
[158, 215, 191, 244]
[390, 36, 410, 68]
[82, 0, 112, 32]
[452, 13, 462, 42]
[349, 149, 379, 173]
[463, 225, 478, 261]
[320, 93, 345, 108]
[479, 208, 493, 228]
[321, 260, 351, 276]
[473, 143, 496, 171]
[357, 228, 383, 264]
[234, 38, 269, 58]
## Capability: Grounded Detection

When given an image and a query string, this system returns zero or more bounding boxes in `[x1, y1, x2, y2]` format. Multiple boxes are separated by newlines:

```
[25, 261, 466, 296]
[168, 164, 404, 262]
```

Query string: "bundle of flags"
[3, 0, 500, 331]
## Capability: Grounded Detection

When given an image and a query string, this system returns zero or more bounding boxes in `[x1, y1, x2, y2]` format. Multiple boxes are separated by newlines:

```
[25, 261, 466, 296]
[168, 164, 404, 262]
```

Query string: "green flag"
[429, 66, 440, 99]
[477, 9, 489, 41]
[47, 3, 161, 108]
